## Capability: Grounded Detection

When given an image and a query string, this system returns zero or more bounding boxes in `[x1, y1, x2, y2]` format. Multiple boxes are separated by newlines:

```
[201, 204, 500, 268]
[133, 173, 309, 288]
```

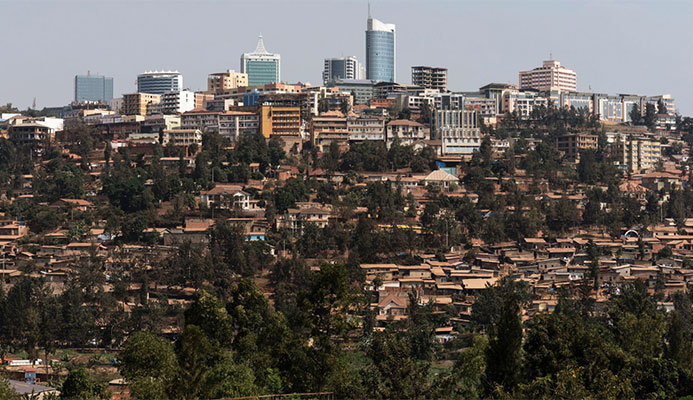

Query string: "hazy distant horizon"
[2, 0, 692, 115]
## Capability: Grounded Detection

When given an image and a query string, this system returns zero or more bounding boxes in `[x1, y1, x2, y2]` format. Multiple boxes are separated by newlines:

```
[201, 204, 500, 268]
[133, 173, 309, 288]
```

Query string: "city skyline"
[1, 0, 691, 113]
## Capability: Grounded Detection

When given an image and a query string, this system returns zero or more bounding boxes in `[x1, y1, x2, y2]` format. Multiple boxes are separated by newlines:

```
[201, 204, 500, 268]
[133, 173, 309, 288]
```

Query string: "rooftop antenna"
[550, 51, 553, 60]
[368, 1, 371, 19]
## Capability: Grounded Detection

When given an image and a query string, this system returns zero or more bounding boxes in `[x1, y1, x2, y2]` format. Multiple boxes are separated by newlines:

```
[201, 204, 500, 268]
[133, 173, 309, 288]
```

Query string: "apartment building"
[386, 119, 427, 147]
[433, 109, 481, 156]
[519, 60, 577, 92]
[347, 116, 385, 142]
[609, 133, 661, 172]
[207, 70, 248, 93]
[158, 90, 197, 114]
[555, 133, 598, 161]
[411, 66, 448, 92]
[181, 110, 259, 140]
[122, 93, 161, 116]
[162, 129, 202, 152]
[311, 113, 348, 152]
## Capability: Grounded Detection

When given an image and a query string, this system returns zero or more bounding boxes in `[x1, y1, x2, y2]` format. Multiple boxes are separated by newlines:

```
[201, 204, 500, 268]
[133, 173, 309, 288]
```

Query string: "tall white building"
[323, 56, 365, 84]
[159, 90, 197, 114]
[519, 60, 577, 92]
[434, 109, 481, 156]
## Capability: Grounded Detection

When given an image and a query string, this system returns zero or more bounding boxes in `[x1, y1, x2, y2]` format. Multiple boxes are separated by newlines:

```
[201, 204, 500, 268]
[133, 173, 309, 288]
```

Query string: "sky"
[1, 0, 692, 114]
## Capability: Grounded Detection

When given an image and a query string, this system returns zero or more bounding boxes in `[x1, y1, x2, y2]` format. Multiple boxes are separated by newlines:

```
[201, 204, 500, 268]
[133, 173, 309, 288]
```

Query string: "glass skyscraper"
[136, 71, 183, 95]
[366, 16, 396, 83]
[241, 35, 281, 86]
[74, 73, 113, 102]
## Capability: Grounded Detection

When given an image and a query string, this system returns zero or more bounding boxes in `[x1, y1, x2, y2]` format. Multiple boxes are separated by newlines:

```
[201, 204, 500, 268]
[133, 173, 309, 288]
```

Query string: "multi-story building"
[386, 119, 427, 147]
[519, 60, 577, 92]
[431, 93, 466, 110]
[159, 90, 197, 114]
[122, 93, 161, 116]
[411, 66, 447, 92]
[241, 35, 281, 86]
[137, 71, 183, 95]
[162, 129, 202, 153]
[323, 56, 365, 84]
[609, 133, 661, 172]
[311, 112, 349, 152]
[373, 82, 422, 100]
[181, 110, 259, 141]
[463, 95, 499, 117]
[259, 105, 301, 138]
[503, 91, 549, 118]
[328, 79, 375, 105]
[9, 118, 63, 152]
[74, 73, 113, 103]
[207, 70, 248, 93]
[348, 116, 385, 142]
[366, 15, 396, 82]
[433, 109, 481, 156]
[555, 133, 598, 161]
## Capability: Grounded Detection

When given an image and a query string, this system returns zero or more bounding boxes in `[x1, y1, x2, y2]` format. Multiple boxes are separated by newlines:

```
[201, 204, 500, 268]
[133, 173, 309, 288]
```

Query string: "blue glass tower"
[366, 16, 396, 83]
[74, 73, 113, 102]
[241, 35, 281, 86]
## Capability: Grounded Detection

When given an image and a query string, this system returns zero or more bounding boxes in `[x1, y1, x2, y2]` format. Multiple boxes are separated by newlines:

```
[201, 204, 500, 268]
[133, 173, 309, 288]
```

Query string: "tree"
[485, 281, 525, 392]
[119, 332, 177, 399]
[657, 98, 668, 115]
[268, 136, 286, 169]
[184, 290, 233, 347]
[644, 103, 657, 130]
[363, 330, 430, 399]
[630, 103, 641, 124]
[0, 378, 20, 400]
[60, 367, 108, 399]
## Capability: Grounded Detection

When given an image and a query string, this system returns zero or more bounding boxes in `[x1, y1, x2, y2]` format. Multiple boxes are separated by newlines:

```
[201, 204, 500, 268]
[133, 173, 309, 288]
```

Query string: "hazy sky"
[2, 0, 692, 114]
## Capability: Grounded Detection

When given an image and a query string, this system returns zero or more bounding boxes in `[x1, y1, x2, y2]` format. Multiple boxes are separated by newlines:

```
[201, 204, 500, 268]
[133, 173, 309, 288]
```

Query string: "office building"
[323, 56, 365, 84]
[519, 60, 577, 92]
[260, 104, 301, 138]
[434, 109, 481, 156]
[207, 70, 248, 93]
[366, 15, 396, 82]
[411, 66, 447, 91]
[122, 93, 161, 116]
[137, 71, 183, 95]
[74, 73, 113, 103]
[327, 79, 375, 105]
[241, 35, 281, 86]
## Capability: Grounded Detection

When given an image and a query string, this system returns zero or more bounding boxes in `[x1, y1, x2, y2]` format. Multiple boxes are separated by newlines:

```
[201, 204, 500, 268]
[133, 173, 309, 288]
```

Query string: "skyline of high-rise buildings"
[240, 35, 281, 86]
